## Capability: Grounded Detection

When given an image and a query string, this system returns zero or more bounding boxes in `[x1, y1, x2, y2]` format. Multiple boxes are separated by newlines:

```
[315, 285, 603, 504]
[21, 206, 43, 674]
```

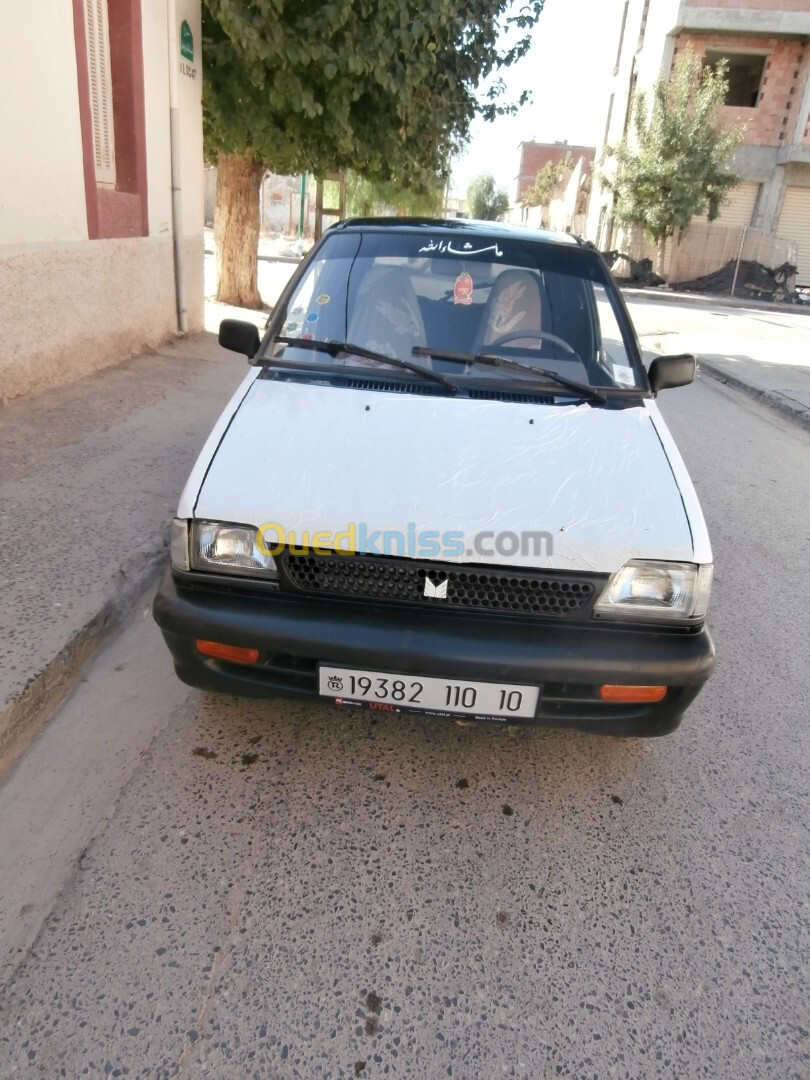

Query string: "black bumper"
[153, 568, 715, 737]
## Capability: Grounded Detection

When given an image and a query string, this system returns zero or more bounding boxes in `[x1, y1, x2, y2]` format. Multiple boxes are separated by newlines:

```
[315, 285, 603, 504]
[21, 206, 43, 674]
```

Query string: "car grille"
[279, 550, 601, 618]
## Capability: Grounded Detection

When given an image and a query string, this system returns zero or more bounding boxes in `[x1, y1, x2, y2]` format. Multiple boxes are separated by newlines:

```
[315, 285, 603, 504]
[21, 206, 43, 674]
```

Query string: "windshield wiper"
[272, 336, 457, 393]
[412, 346, 606, 405]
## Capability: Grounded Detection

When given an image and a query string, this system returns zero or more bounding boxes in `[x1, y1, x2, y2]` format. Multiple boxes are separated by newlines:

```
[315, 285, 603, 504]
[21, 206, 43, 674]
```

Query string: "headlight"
[594, 560, 712, 621]
[188, 521, 278, 578]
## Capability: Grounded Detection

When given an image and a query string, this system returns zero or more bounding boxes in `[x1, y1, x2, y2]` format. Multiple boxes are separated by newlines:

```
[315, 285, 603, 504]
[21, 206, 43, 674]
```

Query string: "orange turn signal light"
[599, 684, 667, 703]
[196, 639, 260, 664]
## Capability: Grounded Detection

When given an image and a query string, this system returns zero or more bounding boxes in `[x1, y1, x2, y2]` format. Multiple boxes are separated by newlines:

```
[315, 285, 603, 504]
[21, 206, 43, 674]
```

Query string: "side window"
[279, 233, 360, 341]
[593, 284, 640, 387]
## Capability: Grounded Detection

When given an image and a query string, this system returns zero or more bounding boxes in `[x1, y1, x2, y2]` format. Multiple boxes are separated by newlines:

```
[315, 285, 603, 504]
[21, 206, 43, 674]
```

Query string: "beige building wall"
[0, 3, 89, 245]
[0, 0, 203, 403]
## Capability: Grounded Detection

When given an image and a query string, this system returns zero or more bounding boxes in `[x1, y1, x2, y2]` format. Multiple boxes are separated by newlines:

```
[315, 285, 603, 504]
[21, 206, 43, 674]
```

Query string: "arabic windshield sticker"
[453, 272, 473, 305]
[285, 321, 300, 335]
[316, 294, 331, 305]
[419, 238, 503, 258]
[306, 312, 319, 324]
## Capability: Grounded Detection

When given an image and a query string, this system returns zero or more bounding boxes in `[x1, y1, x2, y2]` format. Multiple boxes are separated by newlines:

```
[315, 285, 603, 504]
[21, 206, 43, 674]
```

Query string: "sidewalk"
[0, 331, 249, 773]
[1, 277, 808, 774]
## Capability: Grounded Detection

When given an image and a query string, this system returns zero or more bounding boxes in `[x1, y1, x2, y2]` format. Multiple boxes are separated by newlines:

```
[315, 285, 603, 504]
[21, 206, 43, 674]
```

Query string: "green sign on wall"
[180, 20, 194, 62]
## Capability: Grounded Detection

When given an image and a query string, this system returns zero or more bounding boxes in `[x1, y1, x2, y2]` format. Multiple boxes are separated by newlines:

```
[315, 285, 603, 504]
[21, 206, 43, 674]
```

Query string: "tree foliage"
[203, 0, 545, 195]
[603, 46, 745, 267]
[345, 173, 446, 218]
[521, 152, 573, 208]
[467, 173, 510, 220]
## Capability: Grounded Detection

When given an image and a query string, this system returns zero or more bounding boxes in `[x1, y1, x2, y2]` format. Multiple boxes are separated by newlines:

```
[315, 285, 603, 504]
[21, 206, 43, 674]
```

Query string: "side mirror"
[648, 353, 695, 393]
[219, 319, 260, 359]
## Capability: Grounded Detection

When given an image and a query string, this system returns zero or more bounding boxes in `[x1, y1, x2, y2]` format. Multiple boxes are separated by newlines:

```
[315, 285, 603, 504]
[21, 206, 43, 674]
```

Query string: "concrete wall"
[0, 236, 203, 404]
[0, 0, 204, 403]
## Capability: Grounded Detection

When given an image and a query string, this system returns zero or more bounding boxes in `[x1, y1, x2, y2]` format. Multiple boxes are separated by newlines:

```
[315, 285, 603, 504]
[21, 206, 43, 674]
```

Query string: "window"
[704, 51, 767, 108]
[73, 0, 149, 238]
[636, 0, 650, 51]
[84, 0, 115, 185]
[613, 1, 629, 75]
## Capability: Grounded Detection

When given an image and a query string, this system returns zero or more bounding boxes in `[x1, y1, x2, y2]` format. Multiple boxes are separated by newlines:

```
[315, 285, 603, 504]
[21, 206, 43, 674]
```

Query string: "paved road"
[625, 295, 810, 424]
[1, 376, 808, 1078]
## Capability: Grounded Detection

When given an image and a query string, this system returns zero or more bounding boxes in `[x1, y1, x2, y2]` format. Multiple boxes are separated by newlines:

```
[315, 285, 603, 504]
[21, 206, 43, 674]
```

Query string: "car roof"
[331, 216, 588, 249]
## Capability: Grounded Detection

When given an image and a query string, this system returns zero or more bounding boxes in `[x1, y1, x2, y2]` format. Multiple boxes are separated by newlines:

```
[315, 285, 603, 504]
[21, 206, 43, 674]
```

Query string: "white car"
[154, 219, 715, 736]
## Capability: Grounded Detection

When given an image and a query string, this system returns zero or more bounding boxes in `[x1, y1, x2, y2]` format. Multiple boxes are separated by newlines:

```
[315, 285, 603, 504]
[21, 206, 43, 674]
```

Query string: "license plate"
[318, 665, 539, 720]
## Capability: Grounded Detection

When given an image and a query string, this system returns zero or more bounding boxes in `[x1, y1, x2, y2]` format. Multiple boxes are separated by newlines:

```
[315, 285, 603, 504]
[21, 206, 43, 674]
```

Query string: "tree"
[467, 173, 510, 221]
[603, 46, 746, 275]
[345, 172, 446, 219]
[522, 152, 573, 208]
[203, 0, 543, 307]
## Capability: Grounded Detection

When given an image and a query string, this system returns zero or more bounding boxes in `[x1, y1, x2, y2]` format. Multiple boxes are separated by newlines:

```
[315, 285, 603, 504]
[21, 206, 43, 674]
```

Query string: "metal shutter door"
[711, 181, 759, 228]
[778, 187, 810, 286]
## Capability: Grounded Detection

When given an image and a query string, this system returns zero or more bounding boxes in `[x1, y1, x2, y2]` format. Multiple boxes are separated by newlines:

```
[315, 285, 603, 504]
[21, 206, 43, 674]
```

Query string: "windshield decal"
[418, 238, 504, 257]
[316, 294, 331, 305]
[612, 364, 636, 387]
[453, 272, 473, 305]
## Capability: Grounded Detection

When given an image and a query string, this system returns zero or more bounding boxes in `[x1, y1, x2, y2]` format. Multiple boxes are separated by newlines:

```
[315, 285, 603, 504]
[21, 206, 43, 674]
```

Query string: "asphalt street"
[1, 368, 808, 1078]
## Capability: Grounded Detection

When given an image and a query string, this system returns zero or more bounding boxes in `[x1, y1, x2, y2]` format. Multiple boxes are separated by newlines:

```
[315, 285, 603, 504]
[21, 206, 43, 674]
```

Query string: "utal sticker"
[453, 272, 473, 305]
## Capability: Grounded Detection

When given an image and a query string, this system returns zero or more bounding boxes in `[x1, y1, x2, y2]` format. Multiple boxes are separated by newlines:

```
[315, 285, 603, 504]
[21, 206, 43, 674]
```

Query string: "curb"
[204, 246, 303, 266]
[0, 525, 171, 780]
[620, 285, 810, 316]
[698, 358, 810, 433]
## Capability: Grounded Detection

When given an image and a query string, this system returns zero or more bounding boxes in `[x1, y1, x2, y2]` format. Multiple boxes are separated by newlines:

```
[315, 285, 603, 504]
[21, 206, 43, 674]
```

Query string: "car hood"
[191, 378, 695, 573]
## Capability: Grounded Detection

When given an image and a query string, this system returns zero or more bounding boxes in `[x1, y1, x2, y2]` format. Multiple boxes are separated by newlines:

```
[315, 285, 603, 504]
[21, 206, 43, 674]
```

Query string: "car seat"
[346, 265, 427, 362]
[474, 268, 544, 352]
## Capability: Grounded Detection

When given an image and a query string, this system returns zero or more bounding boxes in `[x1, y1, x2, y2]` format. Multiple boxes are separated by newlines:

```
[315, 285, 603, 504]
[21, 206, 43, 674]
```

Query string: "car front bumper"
[153, 567, 715, 737]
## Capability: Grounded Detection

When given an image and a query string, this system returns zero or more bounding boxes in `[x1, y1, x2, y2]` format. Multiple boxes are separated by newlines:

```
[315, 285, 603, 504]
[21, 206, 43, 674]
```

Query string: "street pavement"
[0, 371, 808, 1077]
[624, 290, 810, 429]
[0, 256, 808, 1075]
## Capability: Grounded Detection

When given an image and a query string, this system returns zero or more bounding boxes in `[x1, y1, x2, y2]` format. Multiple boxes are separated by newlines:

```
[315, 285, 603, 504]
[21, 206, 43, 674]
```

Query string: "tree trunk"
[656, 233, 667, 278]
[214, 151, 266, 309]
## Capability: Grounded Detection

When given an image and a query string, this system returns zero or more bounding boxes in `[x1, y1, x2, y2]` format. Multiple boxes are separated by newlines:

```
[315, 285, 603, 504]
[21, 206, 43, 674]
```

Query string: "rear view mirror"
[648, 353, 695, 393]
[219, 319, 260, 359]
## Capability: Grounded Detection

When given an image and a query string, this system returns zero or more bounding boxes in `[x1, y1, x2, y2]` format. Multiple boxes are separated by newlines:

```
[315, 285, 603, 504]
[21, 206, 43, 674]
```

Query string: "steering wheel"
[486, 329, 578, 356]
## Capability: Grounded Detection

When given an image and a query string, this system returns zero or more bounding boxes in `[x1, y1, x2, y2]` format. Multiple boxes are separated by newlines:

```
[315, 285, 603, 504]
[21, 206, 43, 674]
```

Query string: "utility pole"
[297, 174, 307, 255]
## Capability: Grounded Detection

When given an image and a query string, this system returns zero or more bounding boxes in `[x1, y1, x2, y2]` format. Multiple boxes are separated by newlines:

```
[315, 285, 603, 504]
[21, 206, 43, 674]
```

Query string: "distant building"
[515, 141, 595, 205]
[0, 1, 204, 403]
[587, 0, 810, 283]
[443, 196, 468, 219]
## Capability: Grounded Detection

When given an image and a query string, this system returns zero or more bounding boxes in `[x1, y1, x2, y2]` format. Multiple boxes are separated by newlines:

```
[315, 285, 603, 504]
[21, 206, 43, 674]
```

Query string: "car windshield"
[265, 227, 645, 392]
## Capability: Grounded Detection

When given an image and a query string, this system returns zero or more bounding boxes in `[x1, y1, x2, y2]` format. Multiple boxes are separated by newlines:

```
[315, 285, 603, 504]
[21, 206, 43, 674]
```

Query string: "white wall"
[0, 1, 204, 402]
[586, 0, 682, 244]
[176, 0, 204, 238]
[143, 0, 173, 239]
[141, 0, 204, 328]
[0, 2, 88, 244]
